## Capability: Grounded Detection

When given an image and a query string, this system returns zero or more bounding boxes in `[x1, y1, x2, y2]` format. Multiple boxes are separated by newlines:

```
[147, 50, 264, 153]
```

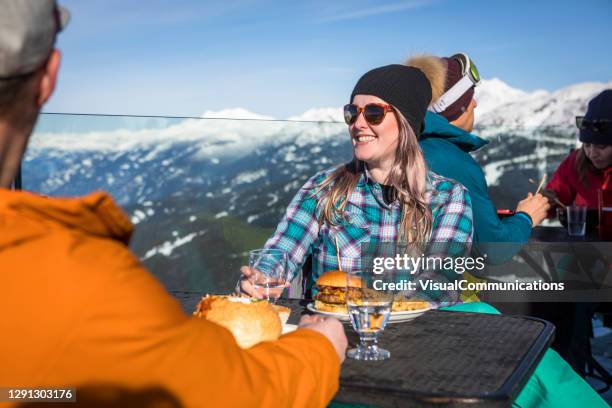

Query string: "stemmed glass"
[346, 267, 395, 360]
[248, 249, 288, 303]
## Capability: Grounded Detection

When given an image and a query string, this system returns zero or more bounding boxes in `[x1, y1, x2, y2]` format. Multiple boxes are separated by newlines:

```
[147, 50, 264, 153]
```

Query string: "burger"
[194, 295, 291, 349]
[313, 270, 362, 313]
[313, 271, 430, 313]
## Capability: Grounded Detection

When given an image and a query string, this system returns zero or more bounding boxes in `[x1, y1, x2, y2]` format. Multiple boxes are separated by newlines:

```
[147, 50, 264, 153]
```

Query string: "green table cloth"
[445, 302, 607, 408]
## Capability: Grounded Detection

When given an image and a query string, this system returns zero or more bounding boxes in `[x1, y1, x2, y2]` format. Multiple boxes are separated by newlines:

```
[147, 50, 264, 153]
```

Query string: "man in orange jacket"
[0, 2, 347, 407]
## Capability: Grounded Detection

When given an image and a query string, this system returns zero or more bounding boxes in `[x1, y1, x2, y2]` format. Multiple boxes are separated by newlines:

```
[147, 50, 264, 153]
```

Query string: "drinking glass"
[346, 268, 394, 361]
[567, 205, 587, 237]
[248, 249, 288, 303]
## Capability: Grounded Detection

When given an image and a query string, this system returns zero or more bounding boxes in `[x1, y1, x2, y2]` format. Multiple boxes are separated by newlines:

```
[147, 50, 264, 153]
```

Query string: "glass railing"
[23, 113, 579, 293]
[25, 113, 349, 294]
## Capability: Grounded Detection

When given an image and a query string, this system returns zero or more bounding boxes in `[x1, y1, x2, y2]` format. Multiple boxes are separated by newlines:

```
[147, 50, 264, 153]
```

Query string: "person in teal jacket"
[393, 54, 607, 407]
[406, 53, 550, 264]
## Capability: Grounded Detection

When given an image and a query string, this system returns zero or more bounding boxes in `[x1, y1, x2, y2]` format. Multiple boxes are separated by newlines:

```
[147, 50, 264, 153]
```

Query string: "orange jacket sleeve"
[1, 230, 340, 408]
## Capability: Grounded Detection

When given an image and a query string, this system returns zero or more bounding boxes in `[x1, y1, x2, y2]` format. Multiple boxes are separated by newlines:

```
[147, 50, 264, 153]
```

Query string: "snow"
[283, 180, 301, 193]
[25, 79, 612, 197]
[474, 78, 532, 116]
[200, 108, 274, 121]
[234, 169, 268, 185]
[475, 79, 612, 132]
[131, 209, 146, 224]
[267, 193, 279, 206]
[482, 153, 541, 186]
[28, 106, 346, 162]
[141, 232, 198, 260]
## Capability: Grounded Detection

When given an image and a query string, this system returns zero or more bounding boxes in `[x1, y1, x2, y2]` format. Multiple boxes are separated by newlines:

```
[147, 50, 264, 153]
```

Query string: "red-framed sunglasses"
[343, 103, 395, 126]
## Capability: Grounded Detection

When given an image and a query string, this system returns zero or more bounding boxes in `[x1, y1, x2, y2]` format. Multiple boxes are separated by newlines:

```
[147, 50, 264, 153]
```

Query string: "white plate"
[282, 323, 298, 334]
[306, 302, 431, 323]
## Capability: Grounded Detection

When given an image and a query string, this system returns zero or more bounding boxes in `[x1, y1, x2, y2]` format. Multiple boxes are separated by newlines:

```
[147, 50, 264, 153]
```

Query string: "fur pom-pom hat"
[405, 54, 477, 122]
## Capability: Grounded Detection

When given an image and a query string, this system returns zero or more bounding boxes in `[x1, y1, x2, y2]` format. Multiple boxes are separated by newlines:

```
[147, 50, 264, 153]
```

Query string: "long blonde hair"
[314, 108, 432, 242]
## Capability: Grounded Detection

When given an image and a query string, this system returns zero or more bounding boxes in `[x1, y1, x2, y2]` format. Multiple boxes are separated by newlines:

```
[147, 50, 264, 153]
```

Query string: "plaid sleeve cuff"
[430, 182, 473, 243]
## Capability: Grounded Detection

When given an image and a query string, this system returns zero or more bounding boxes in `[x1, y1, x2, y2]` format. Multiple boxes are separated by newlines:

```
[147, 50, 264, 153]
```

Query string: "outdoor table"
[520, 226, 612, 387]
[511, 226, 611, 292]
[530, 225, 600, 242]
[173, 293, 554, 407]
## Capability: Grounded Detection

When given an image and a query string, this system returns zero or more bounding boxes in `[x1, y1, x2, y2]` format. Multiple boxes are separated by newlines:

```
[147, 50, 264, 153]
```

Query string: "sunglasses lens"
[576, 116, 584, 129]
[344, 104, 358, 125]
[364, 104, 386, 125]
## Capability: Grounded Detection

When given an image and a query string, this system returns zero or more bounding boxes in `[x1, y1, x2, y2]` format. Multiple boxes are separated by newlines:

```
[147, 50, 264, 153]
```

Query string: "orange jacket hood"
[0, 189, 133, 247]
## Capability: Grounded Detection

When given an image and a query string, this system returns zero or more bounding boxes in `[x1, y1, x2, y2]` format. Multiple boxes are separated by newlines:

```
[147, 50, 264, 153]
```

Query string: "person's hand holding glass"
[239, 249, 289, 303]
[346, 266, 395, 361]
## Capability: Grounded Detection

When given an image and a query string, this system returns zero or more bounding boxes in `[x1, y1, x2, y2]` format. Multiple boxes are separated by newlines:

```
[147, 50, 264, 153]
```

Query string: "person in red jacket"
[545, 90, 612, 220]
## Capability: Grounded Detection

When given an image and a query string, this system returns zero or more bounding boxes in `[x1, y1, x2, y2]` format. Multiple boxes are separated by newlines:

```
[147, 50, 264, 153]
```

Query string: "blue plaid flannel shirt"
[264, 165, 473, 302]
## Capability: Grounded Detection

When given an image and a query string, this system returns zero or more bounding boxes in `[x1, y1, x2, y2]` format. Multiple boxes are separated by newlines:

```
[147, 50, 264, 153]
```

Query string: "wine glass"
[346, 267, 395, 361]
[248, 249, 288, 303]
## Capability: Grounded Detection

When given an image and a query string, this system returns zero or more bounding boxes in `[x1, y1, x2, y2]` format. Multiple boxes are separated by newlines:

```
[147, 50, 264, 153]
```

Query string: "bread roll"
[194, 295, 283, 348]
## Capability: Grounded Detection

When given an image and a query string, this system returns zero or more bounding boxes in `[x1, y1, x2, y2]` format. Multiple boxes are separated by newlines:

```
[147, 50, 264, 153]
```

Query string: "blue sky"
[45, 0, 612, 118]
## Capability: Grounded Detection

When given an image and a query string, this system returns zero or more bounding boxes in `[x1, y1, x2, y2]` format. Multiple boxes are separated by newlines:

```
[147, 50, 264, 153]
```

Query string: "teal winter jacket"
[419, 112, 532, 264]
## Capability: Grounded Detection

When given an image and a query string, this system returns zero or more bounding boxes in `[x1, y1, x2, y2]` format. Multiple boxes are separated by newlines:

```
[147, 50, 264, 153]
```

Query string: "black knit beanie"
[350, 64, 432, 138]
[579, 89, 612, 145]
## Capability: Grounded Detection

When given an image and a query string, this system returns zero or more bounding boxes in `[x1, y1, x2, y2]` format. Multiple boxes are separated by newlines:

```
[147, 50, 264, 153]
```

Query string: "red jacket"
[546, 149, 612, 209]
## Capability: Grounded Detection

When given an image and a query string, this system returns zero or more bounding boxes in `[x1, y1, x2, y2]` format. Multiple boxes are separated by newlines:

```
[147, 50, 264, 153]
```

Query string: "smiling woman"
[239, 64, 474, 304]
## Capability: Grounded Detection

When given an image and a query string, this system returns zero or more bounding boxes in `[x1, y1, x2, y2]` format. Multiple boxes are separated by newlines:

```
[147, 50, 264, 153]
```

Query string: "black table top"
[531, 226, 601, 242]
[173, 293, 554, 407]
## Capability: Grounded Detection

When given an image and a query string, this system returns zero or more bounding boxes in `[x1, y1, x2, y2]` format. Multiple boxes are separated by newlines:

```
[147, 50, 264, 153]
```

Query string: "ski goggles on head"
[344, 103, 395, 125]
[429, 52, 481, 114]
[576, 116, 612, 133]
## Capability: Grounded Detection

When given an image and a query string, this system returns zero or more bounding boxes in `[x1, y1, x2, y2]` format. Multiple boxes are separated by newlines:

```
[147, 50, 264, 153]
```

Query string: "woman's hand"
[516, 192, 550, 226]
[238, 266, 290, 299]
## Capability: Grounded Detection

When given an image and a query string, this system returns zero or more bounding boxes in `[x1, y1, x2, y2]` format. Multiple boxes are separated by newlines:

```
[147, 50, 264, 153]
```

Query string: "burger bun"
[194, 295, 284, 348]
[316, 270, 362, 288]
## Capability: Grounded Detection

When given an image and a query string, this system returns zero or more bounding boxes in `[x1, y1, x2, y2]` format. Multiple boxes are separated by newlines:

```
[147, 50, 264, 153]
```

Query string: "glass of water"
[346, 268, 394, 361]
[248, 249, 288, 303]
[567, 205, 587, 237]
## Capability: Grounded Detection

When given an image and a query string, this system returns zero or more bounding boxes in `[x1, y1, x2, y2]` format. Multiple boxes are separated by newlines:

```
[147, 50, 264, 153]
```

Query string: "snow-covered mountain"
[23, 78, 611, 292]
[474, 78, 538, 116]
[475, 79, 612, 134]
